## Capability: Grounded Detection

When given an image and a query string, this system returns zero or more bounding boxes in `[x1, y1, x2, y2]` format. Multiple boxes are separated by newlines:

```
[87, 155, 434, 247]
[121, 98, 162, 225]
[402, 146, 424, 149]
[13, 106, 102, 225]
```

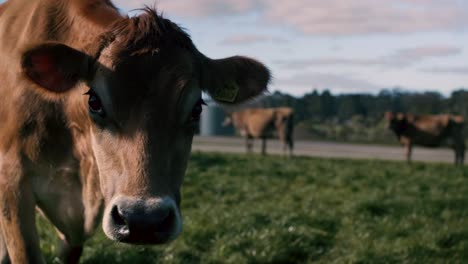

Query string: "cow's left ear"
[21, 42, 91, 94]
[199, 54, 270, 104]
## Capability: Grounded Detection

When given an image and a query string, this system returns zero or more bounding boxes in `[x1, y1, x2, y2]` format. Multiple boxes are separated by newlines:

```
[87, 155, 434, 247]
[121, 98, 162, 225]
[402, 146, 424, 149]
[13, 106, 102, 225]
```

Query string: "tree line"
[260, 88, 468, 124]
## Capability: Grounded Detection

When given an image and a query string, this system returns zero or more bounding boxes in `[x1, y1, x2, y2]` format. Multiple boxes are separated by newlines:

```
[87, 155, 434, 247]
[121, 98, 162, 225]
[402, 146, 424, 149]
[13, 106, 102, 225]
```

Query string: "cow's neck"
[0, 0, 121, 235]
[60, 1, 122, 234]
[46, 0, 122, 234]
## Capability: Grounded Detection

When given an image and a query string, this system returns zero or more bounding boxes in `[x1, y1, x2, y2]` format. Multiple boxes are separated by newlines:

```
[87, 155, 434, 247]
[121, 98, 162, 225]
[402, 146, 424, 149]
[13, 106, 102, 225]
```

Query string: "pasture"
[38, 152, 468, 263]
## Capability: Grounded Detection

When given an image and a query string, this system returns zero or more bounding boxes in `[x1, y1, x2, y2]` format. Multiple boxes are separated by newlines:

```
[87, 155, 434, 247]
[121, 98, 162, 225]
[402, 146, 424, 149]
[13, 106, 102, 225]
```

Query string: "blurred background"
[116, 0, 468, 97]
[114, 0, 468, 151]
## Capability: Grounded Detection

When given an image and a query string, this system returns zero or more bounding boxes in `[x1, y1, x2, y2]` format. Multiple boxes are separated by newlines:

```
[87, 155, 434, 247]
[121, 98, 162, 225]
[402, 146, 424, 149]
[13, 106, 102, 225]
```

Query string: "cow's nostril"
[111, 204, 126, 227]
[158, 208, 175, 232]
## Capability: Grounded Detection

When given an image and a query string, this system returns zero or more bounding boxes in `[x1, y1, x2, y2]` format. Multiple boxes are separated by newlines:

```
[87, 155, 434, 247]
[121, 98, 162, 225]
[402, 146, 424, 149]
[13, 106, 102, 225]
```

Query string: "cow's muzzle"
[103, 196, 181, 244]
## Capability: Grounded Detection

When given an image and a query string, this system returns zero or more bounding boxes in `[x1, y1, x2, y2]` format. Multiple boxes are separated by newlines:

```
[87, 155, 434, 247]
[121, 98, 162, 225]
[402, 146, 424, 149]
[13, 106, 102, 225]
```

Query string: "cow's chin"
[101, 196, 182, 245]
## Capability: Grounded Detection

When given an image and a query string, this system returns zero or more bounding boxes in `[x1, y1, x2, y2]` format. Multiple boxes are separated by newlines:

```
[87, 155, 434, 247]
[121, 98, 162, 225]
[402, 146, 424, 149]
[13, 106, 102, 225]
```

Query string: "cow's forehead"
[97, 44, 194, 85]
[90, 51, 199, 126]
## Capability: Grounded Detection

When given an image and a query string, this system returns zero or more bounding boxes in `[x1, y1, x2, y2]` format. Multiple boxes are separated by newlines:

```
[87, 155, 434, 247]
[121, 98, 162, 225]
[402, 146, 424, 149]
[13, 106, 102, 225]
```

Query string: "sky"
[2, 0, 468, 96]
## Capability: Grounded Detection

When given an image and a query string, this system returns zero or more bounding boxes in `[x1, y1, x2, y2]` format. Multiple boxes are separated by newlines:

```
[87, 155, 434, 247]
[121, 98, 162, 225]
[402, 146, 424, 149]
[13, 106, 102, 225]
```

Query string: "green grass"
[37, 152, 468, 263]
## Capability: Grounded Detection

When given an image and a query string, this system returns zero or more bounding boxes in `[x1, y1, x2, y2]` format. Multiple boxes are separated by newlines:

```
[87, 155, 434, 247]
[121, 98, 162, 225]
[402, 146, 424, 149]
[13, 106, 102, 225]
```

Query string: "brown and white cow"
[223, 107, 294, 156]
[0, 1, 270, 263]
[385, 112, 465, 165]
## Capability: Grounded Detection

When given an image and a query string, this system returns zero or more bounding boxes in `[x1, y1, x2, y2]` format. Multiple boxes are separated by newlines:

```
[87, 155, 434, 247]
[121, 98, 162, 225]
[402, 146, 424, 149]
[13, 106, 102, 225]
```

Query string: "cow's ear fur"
[21, 43, 91, 94]
[200, 54, 270, 104]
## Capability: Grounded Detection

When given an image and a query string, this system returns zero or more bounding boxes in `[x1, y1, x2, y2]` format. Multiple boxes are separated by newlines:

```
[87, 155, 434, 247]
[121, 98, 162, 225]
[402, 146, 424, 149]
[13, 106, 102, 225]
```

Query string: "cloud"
[114, 0, 468, 36]
[114, 0, 261, 17]
[396, 46, 462, 60]
[274, 45, 462, 69]
[422, 66, 468, 75]
[263, 0, 468, 35]
[219, 35, 288, 46]
[275, 58, 385, 69]
[274, 72, 381, 94]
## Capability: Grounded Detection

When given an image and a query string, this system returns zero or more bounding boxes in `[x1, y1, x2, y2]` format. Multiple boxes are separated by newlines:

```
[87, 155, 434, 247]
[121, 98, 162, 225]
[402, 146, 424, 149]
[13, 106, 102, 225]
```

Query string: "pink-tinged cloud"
[114, 0, 468, 35]
[395, 46, 462, 60]
[422, 66, 468, 75]
[274, 45, 462, 69]
[263, 0, 468, 35]
[219, 35, 288, 46]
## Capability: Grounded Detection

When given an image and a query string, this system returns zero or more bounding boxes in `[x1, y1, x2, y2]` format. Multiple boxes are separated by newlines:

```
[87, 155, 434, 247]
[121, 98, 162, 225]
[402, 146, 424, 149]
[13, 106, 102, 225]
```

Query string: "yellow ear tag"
[212, 81, 239, 103]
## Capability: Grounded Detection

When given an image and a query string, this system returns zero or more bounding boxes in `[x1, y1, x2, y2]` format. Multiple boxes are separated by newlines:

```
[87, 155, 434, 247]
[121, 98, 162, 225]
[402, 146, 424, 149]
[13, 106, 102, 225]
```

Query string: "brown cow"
[0, 1, 270, 263]
[223, 107, 294, 156]
[385, 112, 465, 165]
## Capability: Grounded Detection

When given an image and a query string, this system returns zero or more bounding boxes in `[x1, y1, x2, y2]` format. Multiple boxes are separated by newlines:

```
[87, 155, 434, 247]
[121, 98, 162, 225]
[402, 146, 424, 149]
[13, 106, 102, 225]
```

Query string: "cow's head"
[384, 111, 408, 132]
[20, 9, 269, 244]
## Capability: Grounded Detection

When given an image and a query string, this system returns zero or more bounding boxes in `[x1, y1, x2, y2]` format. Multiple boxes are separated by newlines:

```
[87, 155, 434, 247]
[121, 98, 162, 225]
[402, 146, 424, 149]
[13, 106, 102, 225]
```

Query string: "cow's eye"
[85, 90, 105, 116]
[191, 98, 205, 121]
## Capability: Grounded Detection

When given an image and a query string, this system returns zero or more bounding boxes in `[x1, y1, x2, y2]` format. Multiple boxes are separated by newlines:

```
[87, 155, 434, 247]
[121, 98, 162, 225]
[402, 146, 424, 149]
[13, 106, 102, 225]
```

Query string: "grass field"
[37, 152, 468, 263]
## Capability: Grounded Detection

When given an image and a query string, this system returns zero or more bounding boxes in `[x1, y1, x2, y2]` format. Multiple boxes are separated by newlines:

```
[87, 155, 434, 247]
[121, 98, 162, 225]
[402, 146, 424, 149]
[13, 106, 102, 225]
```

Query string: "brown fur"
[385, 112, 465, 165]
[0, 1, 270, 263]
[98, 8, 196, 58]
[225, 107, 294, 155]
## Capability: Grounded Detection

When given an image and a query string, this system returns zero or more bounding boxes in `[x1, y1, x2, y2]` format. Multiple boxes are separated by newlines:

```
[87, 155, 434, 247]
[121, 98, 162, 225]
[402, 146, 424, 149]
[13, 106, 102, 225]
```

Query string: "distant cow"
[385, 112, 465, 165]
[224, 107, 294, 156]
[0, 1, 270, 263]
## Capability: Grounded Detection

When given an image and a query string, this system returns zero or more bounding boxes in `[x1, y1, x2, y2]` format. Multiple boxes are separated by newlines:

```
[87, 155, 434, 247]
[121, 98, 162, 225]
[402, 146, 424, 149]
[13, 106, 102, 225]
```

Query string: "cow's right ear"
[21, 43, 91, 93]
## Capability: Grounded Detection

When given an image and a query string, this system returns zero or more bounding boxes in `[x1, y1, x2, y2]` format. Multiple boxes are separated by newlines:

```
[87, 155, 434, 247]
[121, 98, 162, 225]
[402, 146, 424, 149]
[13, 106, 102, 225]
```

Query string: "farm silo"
[200, 101, 234, 136]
